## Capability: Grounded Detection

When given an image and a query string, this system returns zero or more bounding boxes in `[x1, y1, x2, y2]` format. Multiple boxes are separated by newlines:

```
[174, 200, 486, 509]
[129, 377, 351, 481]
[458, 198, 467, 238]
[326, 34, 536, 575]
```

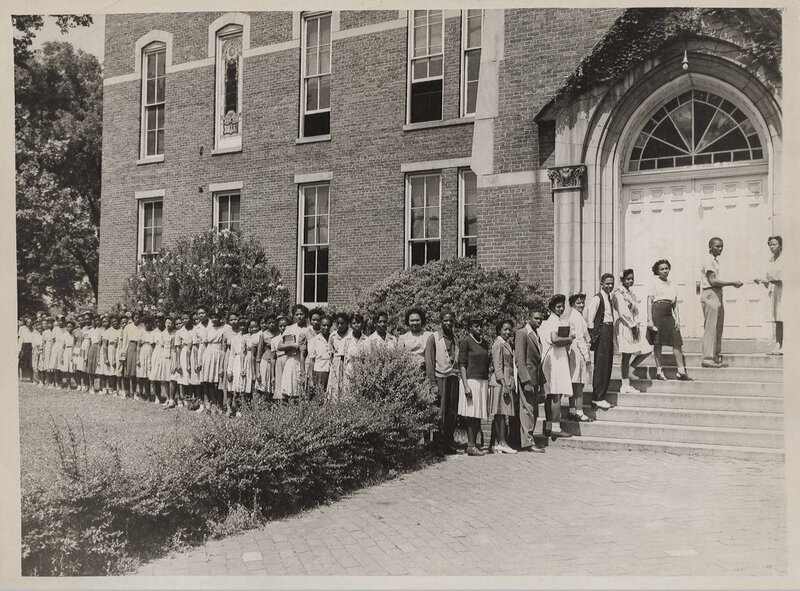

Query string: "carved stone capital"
[547, 165, 586, 190]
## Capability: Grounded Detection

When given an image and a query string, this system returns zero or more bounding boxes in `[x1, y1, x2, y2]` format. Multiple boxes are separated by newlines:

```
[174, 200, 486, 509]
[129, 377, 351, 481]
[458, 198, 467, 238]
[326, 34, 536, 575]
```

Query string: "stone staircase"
[558, 339, 784, 459]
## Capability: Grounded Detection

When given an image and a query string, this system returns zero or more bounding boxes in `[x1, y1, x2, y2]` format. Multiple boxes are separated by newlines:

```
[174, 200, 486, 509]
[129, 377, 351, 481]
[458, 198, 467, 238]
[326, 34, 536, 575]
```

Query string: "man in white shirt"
[585, 273, 615, 410]
[700, 237, 743, 367]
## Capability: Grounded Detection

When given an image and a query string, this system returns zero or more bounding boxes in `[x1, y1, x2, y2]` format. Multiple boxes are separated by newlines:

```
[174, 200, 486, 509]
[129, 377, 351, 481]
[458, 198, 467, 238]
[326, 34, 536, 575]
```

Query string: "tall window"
[460, 169, 477, 257]
[461, 10, 483, 117]
[408, 10, 443, 124]
[214, 191, 241, 232]
[141, 43, 166, 158]
[215, 25, 243, 150]
[301, 13, 331, 138]
[407, 173, 441, 266]
[138, 199, 163, 260]
[299, 184, 330, 304]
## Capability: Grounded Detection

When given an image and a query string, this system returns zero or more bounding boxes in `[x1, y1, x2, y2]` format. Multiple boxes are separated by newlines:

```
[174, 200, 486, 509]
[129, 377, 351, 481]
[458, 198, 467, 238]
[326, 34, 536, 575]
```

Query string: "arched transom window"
[628, 90, 763, 172]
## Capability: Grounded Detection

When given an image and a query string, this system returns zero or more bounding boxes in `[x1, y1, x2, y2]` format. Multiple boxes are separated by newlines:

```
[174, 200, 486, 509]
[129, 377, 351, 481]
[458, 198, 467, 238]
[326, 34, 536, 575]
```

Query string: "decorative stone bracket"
[547, 164, 586, 191]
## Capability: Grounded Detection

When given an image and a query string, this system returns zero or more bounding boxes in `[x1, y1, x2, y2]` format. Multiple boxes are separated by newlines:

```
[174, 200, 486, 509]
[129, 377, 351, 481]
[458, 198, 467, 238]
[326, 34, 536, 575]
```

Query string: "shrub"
[122, 229, 290, 318]
[348, 257, 546, 333]
[21, 346, 436, 576]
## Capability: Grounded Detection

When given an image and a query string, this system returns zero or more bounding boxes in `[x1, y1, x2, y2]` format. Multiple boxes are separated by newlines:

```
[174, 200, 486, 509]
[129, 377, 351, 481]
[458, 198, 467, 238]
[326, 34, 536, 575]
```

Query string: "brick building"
[99, 9, 781, 340]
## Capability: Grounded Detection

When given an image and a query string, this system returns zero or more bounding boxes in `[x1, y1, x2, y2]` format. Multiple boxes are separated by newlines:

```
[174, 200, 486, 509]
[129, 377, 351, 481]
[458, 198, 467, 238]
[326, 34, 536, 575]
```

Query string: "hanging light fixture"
[682, 48, 689, 70]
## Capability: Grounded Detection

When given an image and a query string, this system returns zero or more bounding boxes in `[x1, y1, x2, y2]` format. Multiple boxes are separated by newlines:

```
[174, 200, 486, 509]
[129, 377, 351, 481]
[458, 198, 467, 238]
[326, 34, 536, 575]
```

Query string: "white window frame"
[299, 12, 332, 139]
[405, 172, 442, 268]
[458, 168, 478, 257]
[214, 24, 244, 151]
[139, 42, 166, 160]
[297, 183, 331, 306]
[460, 9, 483, 118]
[137, 197, 164, 261]
[213, 190, 241, 233]
[406, 10, 444, 124]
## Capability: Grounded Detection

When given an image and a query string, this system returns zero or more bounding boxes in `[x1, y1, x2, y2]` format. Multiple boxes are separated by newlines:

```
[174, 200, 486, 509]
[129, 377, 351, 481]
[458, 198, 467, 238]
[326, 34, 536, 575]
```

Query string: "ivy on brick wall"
[555, 8, 781, 102]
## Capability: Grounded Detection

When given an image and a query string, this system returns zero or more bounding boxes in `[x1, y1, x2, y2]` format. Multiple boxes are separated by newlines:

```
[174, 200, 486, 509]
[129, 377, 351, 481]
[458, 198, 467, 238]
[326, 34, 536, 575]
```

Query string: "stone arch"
[134, 30, 173, 77]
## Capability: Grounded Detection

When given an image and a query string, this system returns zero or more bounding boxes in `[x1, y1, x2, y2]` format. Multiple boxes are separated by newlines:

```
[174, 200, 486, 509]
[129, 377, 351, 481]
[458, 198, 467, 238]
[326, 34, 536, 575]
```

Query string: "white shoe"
[495, 444, 518, 455]
[133, 395, 141, 401]
[195, 404, 206, 414]
[592, 399, 612, 410]
[619, 384, 639, 394]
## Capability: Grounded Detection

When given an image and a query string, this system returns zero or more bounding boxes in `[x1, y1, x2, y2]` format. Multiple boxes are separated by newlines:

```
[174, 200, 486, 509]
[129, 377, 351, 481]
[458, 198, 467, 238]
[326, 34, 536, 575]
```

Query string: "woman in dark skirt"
[18, 315, 33, 381]
[647, 259, 691, 381]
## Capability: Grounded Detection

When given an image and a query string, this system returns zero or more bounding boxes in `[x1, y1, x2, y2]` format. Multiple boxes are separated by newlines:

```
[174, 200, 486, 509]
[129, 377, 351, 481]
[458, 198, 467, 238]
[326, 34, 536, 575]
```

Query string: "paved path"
[136, 448, 785, 577]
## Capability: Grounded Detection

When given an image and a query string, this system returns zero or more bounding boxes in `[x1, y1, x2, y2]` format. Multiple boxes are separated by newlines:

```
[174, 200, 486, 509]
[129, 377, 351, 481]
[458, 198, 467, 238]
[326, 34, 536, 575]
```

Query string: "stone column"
[548, 165, 586, 296]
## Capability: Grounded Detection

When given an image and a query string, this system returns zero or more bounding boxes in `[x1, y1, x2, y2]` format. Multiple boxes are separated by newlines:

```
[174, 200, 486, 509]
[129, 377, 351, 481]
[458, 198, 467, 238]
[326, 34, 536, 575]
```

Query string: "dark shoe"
[701, 361, 722, 369]
[676, 372, 693, 381]
[550, 430, 572, 440]
[466, 445, 486, 456]
[520, 445, 546, 453]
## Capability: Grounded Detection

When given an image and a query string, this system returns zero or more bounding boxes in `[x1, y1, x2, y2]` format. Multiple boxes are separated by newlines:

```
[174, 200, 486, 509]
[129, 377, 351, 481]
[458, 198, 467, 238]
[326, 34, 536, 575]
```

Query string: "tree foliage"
[15, 35, 100, 314]
[122, 230, 291, 319]
[12, 15, 93, 65]
[555, 8, 781, 102]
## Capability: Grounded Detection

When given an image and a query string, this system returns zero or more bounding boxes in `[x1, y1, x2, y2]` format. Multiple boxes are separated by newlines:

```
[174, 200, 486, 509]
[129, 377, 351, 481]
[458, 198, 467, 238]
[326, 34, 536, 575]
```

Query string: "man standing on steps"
[585, 273, 615, 410]
[700, 237, 743, 368]
[513, 308, 547, 453]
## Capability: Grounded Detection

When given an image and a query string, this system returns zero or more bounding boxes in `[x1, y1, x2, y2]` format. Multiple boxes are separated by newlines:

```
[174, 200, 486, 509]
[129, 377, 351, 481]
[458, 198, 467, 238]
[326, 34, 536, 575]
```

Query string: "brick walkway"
[135, 448, 785, 577]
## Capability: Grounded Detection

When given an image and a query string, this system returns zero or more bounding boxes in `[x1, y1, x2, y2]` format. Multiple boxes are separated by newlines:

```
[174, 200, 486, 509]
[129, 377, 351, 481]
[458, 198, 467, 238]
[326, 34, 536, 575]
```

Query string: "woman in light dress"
[137, 316, 155, 399]
[40, 318, 53, 388]
[76, 315, 92, 391]
[276, 305, 310, 401]
[755, 235, 783, 355]
[327, 312, 351, 402]
[224, 316, 248, 416]
[148, 316, 164, 402]
[255, 316, 276, 397]
[612, 269, 652, 394]
[100, 316, 122, 395]
[244, 319, 260, 400]
[156, 315, 177, 408]
[270, 316, 289, 401]
[48, 316, 67, 389]
[538, 295, 574, 440]
[488, 320, 517, 454]
[199, 310, 225, 413]
[171, 313, 193, 407]
[61, 319, 76, 385]
[566, 294, 592, 423]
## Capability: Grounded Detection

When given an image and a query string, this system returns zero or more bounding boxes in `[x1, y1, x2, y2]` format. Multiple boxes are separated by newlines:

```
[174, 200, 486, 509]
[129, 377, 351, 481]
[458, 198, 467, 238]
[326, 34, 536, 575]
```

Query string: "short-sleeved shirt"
[650, 277, 678, 302]
[308, 333, 332, 372]
[700, 254, 720, 290]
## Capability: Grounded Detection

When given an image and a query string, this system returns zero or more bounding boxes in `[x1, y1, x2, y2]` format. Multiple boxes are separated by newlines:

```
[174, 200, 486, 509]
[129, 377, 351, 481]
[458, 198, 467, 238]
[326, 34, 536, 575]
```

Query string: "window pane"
[318, 76, 330, 110]
[467, 13, 482, 47]
[156, 77, 165, 103]
[429, 10, 442, 23]
[317, 274, 328, 303]
[303, 247, 317, 273]
[146, 79, 155, 104]
[425, 206, 439, 238]
[146, 131, 156, 156]
[304, 111, 330, 136]
[467, 82, 478, 115]
[147, 54, 156, 78]
[464, 205, 477, 236]
[306, 17, 318, 47]
[156, 105, 164, 128]
[320, 16, 331, 45]
[410, 208, 424, 239]
[426, 240, 440, 263]
[319, 48, 330, 75]
[230, 220, 240, 233]
[219, 198, 229, 224]
[156, 130, 164, 154]
[153, 202, 163, 225]
[147, 107, 156, 130]
[465, 238, 477, 258]
[410, 177, 425, 207]
[430, 22, 442, 54]
[156, 51, 165, 76]
[410, 79, 443, 123]
[466, 50, 481, 81]
[303, 272, 316, 303]
[225, 60, 238, 114]
[144, 203, 153, 227]
[317, 186, 329, 213]
[317, 215, 328, 244]
[305, 189, 316, 215]
[697, 111, 737, 153]
[413, 26, 427, 57]
[425, 176, 440, 206]
[230, 195, 240, 222]
[428, 55, 443, 77]
[306, 77, 319, 111]
[144, 228, 153, 252]
[317, 246, 329, 273]
[410, 242, 426, 266]
[153, 227, 162, 252]
[306, 48, 318, 76]
[304, 216, 315, 244]
[412, 59, 428, 81]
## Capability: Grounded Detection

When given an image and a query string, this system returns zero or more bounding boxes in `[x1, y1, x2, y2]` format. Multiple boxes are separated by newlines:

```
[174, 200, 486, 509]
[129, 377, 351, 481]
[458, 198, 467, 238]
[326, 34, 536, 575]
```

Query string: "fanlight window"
[628, 90, 763, 172]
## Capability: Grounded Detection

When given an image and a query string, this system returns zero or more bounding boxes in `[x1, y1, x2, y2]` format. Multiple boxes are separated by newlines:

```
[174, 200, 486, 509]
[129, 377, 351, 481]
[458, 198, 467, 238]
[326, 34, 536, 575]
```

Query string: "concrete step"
[611, 365, 782, 383]
[552, 435, 785, 461]
[587, 406, 783, 431]
[613, 352, 783, 369]
[606, 378, 781, 397]
[604, 391, 784, 414]
[671, 339, 771, 354]
[561, 420, 783, 449]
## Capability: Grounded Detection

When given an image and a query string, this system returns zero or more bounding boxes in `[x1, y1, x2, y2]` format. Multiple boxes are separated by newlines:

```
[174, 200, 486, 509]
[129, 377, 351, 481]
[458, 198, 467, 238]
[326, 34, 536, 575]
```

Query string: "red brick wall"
[99, 11, 476, 309]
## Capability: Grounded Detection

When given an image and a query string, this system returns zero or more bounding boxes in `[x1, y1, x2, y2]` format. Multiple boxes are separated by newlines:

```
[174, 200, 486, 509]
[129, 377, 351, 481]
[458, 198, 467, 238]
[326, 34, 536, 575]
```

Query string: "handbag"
[646, 326, 658, 345]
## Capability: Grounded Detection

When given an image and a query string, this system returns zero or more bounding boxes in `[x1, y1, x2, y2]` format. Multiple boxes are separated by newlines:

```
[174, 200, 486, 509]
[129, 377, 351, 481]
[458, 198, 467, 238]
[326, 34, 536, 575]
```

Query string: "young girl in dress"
[148, 315, 164, 403]
[48, 316, 67, 389]
[157, 315, 177, 408]
[256, 316, 276, 397]
[270, 316, 289, 401]
[137, 316, 154, 400]
[76, 314, 92, 391]
[120, 311, 143, 398]
[245, 319, 260, 403]
[172, 312, 193, 408]
[41, 318, 53, 388]
[224, 315, 245, 416]
[61, 319, 76, 388]
[86, 315, 103, 394]
[199, 309, 225, 414]
[102, 316, 122, 395]
[188, 310, 202, 403]
[191, 306, 209, 404]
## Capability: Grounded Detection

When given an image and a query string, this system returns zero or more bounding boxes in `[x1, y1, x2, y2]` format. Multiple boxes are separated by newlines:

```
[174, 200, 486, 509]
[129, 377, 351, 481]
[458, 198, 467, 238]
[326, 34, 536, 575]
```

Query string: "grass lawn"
[18, 381, 204, 492]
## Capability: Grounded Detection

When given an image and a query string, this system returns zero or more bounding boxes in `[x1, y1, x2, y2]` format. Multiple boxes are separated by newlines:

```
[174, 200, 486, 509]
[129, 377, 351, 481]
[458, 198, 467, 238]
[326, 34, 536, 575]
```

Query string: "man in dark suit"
[585, 273, 615, 409]
[512, 308, 547, 453]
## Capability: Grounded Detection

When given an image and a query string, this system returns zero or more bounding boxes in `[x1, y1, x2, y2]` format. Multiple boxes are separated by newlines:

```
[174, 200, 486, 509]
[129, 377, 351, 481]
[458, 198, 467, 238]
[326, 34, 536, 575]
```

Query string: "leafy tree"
[122, 230, 291, 319]
[12, 15, 93, 65]
[15, 39, 101, 314]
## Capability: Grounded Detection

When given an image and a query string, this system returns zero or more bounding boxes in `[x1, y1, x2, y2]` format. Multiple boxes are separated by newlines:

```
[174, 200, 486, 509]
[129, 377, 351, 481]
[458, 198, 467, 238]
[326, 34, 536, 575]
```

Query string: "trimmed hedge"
[21, 346, 436, 576]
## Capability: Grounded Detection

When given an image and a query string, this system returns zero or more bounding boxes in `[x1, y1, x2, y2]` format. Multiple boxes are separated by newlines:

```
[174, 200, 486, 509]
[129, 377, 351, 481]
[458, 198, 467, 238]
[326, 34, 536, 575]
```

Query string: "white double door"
[622, 170, 770, 339]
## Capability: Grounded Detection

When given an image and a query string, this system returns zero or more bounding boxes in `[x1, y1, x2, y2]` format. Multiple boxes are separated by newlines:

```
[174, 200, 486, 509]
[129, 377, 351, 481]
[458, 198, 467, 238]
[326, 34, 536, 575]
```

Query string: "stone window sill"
[296, 134, 331, 144]
[211, 145, 243, 156]
[136, 155, 165, 165]
[403, 117, 475, 132]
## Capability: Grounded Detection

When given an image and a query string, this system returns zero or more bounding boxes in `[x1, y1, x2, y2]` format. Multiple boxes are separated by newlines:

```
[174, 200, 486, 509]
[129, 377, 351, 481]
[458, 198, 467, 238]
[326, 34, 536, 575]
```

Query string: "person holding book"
[537, 295, 573, 440]
[276, 304, 310, 401]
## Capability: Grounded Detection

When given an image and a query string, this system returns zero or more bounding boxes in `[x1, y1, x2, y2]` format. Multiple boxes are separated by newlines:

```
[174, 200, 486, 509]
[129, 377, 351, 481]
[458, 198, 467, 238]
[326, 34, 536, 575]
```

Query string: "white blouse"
[650, 277, 678, 302]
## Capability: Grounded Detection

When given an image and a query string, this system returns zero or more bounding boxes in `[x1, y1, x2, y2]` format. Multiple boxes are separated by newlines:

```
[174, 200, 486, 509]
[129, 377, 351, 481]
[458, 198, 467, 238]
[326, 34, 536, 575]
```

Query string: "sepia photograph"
[7, 1, 795, 585]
